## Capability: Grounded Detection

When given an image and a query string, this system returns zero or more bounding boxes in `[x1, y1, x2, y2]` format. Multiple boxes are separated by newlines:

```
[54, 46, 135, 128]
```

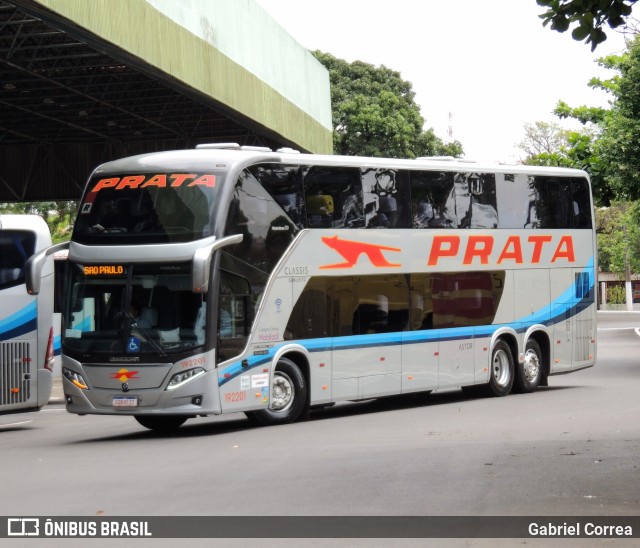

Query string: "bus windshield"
[72, 171, 224, 244]
[63, 261, 206, 356]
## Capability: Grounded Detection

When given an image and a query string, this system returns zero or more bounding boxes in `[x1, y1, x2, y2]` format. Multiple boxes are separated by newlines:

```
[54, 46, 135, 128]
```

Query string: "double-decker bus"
[38, 145, 596, 431]
[0, 214, 55, 414]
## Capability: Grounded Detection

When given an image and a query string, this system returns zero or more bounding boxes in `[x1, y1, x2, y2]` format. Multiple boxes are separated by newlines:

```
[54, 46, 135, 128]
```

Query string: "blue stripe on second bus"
[219, 261, 595, 387]
[0, 301, 37, 342]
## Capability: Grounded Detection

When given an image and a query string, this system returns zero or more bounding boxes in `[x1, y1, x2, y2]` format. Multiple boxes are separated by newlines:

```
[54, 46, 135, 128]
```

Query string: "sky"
[255, 0, 633, 162]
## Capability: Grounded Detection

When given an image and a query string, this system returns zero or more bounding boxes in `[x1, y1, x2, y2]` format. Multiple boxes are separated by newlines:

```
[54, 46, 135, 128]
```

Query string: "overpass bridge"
[0, 0, 332, 201]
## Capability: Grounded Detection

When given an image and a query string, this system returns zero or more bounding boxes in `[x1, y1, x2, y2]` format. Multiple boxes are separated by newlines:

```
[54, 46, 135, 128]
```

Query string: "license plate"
[112, 396, 138, 407]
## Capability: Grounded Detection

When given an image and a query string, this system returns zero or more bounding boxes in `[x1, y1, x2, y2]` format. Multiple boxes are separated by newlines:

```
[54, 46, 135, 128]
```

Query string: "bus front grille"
[0, 342, 31, 406]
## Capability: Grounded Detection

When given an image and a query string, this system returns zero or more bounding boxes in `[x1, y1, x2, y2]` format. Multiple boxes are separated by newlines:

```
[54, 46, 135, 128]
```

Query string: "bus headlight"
[62, 367, 88, 390]
[166, 368, 205, 390]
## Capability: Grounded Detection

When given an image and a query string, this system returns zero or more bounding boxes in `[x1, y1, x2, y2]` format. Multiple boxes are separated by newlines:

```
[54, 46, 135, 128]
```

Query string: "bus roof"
[90, 145, 589, 179]
[0, 214, 52, 252]
[0, 214, 51, 233]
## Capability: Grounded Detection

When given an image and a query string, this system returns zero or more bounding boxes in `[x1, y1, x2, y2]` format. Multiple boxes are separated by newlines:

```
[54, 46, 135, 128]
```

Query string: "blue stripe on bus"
[218, 260, 595, 387]
[0, 301, 37, 341]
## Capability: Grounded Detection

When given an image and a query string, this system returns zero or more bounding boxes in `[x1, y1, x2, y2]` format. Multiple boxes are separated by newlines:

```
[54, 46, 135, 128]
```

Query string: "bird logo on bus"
[110, 368, 140, 382]
[320, 235, 401, 269]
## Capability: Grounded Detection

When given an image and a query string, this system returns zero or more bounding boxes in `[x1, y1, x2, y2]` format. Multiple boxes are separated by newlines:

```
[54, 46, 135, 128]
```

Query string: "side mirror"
[25, 241, 70, 295]
[192, 234, 243, 293]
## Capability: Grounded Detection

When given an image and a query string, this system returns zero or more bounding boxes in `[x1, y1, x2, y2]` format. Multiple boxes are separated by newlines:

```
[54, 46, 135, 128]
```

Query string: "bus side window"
[303, 166, 364, 228]
[495, 174, 533, 229]
[532, 176, 575, 229]
[352, 301, 388, 334]
[455, 172, 498, 229]
[351, 275, 409, 335]
[285, 284, 329, 340]
[225, 170, 299, 273]
[409, 171, 456, 229]
[572, 177, 592, 229]
[249, 164, 306, 230]
[362, 168, 410, 229]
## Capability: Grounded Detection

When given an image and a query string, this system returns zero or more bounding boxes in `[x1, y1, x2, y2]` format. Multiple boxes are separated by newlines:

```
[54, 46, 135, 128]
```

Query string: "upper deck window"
[410, 171, 498, 229]
[73, 172, 223, 244]
[495, 175, 592, 229]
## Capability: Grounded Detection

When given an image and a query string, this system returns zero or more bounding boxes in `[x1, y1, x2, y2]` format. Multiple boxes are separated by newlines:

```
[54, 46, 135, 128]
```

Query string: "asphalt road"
[2, 311, 639, 546]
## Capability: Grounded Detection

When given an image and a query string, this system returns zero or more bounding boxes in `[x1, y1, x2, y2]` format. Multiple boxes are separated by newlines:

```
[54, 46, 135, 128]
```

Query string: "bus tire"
[135, 415, 188, 431]
[245, 357, 307, 426]
[514, 339, 543, 393]
[485, 340, 514, 397]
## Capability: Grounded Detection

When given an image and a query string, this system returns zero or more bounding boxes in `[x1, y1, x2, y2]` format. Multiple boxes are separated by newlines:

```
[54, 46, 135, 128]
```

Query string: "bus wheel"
[514, 339, 543, 393]
[245, 357, 307, 426]
[135, 415, 188, 431]
[486, 340, 514, 397]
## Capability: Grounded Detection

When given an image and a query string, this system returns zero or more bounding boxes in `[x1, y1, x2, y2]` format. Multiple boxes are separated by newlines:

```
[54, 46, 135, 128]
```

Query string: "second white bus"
[0, 214, 55, 414]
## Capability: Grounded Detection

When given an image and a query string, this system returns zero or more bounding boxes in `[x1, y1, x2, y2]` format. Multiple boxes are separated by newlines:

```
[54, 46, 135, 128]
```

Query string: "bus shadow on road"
[307, 383, 578, 421]
[69, 416, 257, 442]
[69, 385, 580, 442]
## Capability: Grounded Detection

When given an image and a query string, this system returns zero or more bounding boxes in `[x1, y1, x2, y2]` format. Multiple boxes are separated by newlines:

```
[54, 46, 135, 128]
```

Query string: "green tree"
[519, 122, 610, 204]
[551, 38, 640, 204]
[537, 0, 637, 50]
[0, 201, 77, 243]
[312, 51, 462, 158]
[596, 201, 640, 278]
[517, 121, 571, 158]
[595, 39, 640, 199]
[607, 283, 627, 303]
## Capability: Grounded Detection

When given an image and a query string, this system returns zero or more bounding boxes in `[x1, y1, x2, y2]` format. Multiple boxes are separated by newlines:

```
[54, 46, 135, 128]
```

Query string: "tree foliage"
[518, 122, 610, 203]
[542, 36, 640, 204]
[546, 34, 640, 279]
[537, 0, 637, 50]
[595, 39, 640, 199]
[0, 201, 77, 244]
[596, 201, 640, 274]
[517, 121, 571, 158]
[606, 283, 627, 303]
[312, 51, 463, 158]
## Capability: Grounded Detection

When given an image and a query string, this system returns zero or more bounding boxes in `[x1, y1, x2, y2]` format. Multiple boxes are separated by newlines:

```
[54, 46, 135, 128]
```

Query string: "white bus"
[0, 214, 55, 413]
[43, 146, 596, 431]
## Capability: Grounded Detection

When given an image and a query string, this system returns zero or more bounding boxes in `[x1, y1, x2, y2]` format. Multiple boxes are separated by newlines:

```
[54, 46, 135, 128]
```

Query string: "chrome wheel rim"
[523, 348, 540, 383]
[492, 348, 511, 387]
[270, 371, 294, 412]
